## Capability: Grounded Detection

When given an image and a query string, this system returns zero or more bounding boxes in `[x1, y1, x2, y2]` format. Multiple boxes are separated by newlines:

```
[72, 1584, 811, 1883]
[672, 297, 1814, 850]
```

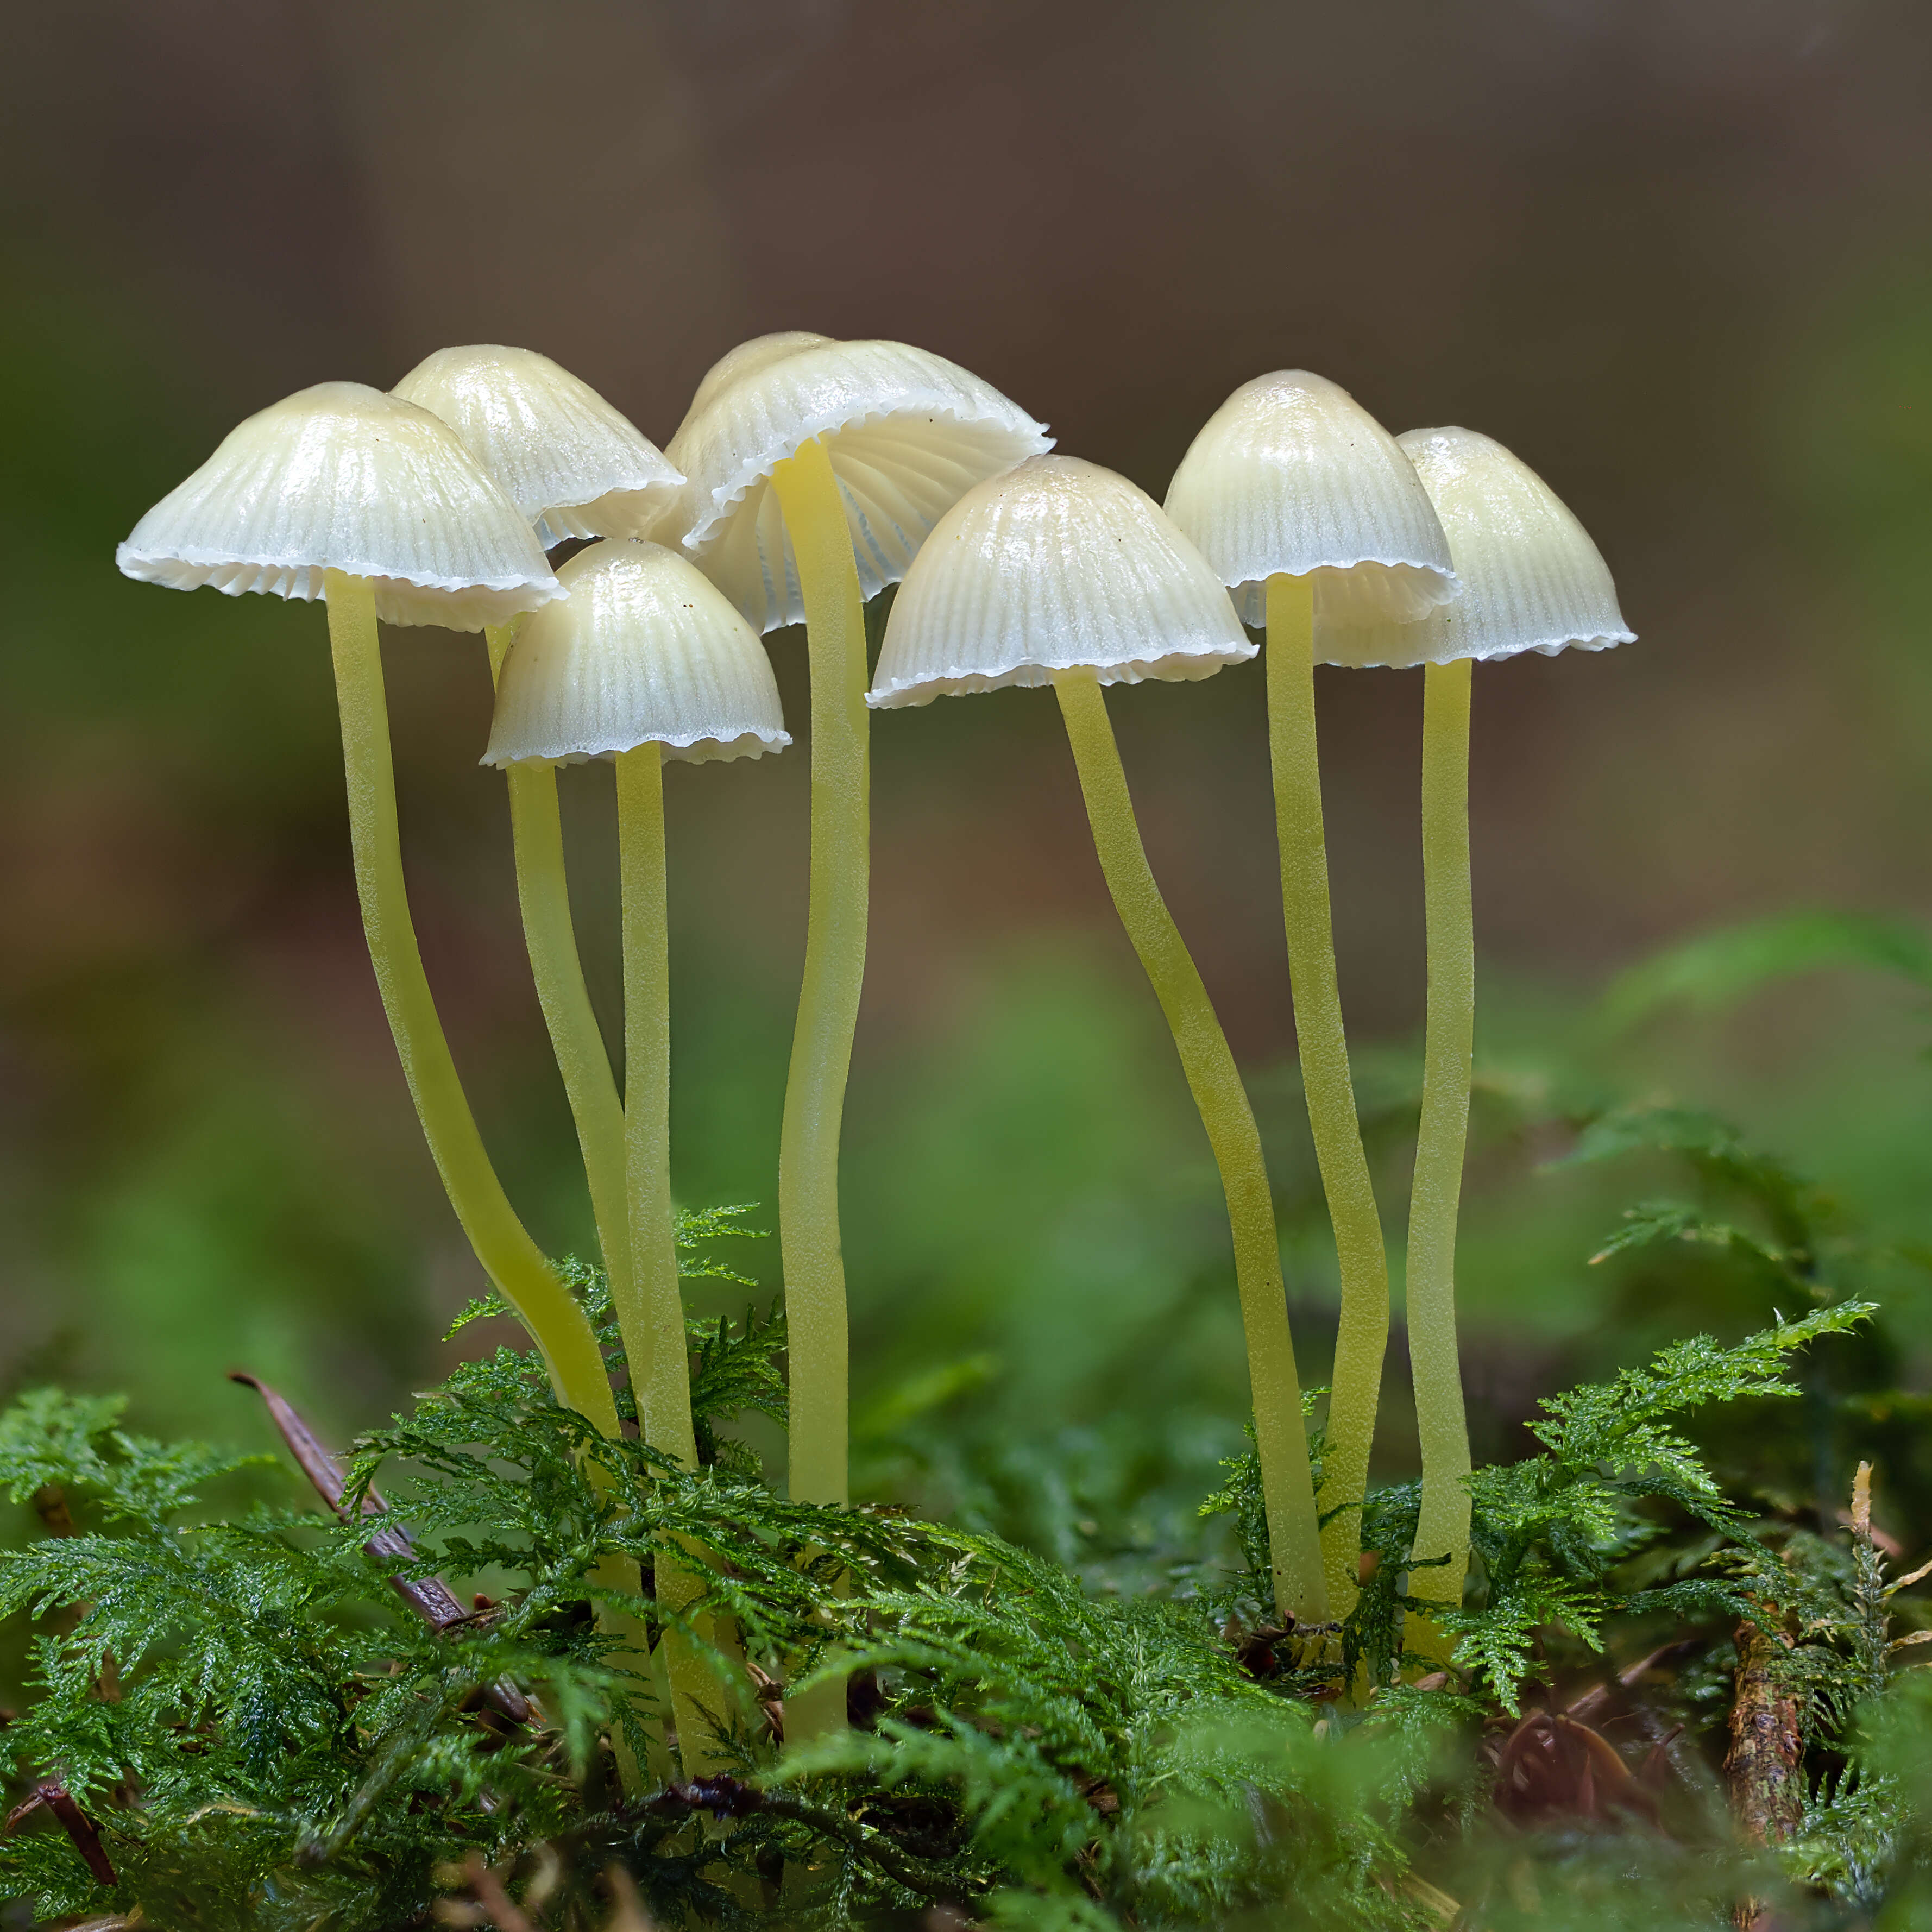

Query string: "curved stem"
[614, 744, 739, 1778]
[1265, 574, 1389, 1619]
[1053, 671, 1326, 1625]
[1406, 657, 1475, 1640]
[324, 574, 615, 1437]
[769, 437, 867, 1513]
[504, 762, 635, 1354]
[487, 622, 635, 1362]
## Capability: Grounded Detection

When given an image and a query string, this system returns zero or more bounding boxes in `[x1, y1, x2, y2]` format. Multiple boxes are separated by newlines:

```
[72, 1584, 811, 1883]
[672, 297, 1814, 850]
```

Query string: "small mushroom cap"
[392, 345, 684, 549]
[484, 539, 789, 768]
[1333, 427, 1635, 669]
[116, 381, 562, 630]
[867, 455, 1253, 709]
[679, 331, 833, 431]
[1163, 370, 1457, 635]
[666, 336, 1053, 632]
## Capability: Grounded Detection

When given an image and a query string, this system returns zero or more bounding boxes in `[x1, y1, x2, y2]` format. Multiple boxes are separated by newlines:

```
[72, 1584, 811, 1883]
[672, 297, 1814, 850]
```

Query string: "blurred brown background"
[2, 1, 1928, 1485]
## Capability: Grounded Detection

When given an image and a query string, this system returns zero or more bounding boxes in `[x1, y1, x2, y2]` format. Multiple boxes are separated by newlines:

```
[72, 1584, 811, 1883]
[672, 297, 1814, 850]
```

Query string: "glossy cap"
[392, 345, 684, 549]
[484, 539, 789, 767]
[1336, 427, 1635, 668]
[116, 382, 562, 630]
[1164, 370, 1456, 638]
[678, 331, 833, 432]
[868, 455, 1253, 709]
[666, 335, 1052, 631]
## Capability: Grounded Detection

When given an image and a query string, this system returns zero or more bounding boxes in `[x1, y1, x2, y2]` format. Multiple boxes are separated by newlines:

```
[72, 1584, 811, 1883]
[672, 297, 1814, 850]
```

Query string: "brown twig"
[462, 1852, 535, 1932]
[231, 1373, 530, 1725]
[4, 1781, 118, 1887]
[1726, 1596, 1805, 1931]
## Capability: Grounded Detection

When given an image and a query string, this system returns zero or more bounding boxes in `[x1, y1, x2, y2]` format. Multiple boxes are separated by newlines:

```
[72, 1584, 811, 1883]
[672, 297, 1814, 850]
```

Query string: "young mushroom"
[870, 453, 1327, 1627]
[484, 536, 789, 1772]
[393, 344, 686, 563]
[114, 383, 618, 1437]
[394, 346, 687, 1379]
[485, 538, 789, 1457]
[1165, 370, 1457, 1615]
[1355, 426, 1632, 1646]
[666, 334, 1051, 1522]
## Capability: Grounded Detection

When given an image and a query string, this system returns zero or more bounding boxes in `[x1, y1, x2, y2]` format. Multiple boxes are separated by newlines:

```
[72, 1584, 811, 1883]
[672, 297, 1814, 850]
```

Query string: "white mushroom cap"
[666, 336, 1053, 632]
[1333, 427, 1635, 669]
[116, 382, 563, 631]
[392, 345, 684, 549]
[867, 455, 1254, 709]
[1163, 370, 1457, 638]
[484, 539, 789, 768]
[679, 331, 833, 433]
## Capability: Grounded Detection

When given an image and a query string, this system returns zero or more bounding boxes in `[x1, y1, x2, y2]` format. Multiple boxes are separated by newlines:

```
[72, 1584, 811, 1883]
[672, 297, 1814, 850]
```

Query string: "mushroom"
[1356, 426, 1632, 1640]
[393, 347, 687, 1373]
[115, 382, 617, 1436]
[486, 536, 788, 1773]
[870, 454, 1327, 1626]
[665, 334, 1051, 1520]
[1165, 369, 1456, 1615]
[486, 540, 788, 1453]
[393, 343, 686, 559]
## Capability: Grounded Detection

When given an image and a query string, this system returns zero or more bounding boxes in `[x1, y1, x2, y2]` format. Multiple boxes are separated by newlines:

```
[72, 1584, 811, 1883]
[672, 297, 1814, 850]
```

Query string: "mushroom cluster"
[119, 337, 1628, 1751]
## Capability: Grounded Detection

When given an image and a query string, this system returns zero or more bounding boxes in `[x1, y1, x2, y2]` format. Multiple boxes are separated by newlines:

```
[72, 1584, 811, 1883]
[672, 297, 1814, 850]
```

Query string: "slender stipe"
[1264, 572, 1391, 1618]
[1406, 656, 1476, 1644]
[1054, 669, 1326, 1625]
[325, 574, 615, 1436]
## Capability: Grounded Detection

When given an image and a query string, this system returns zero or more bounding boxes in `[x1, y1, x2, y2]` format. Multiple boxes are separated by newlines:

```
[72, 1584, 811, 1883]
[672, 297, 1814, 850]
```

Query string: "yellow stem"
[504, 763, 637, 1363]
[615, 742, 739, 1778]
[768, 437, 867, 1520]
[1265, 573, 1389, 1620]
[1053, 671, 1327, 1625]
[616, 744, 691, 1463]
[767, 436, 866, 1751]
[1406, 658, 1476, 1645]
[324, 575, 615, 1436]
[486, 624, 635, 1348]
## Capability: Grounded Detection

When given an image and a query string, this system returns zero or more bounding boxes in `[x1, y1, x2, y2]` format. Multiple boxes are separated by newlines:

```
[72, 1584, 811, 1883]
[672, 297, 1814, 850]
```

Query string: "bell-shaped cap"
[868, 455, 1253, 709]
[1336, 427, 1635, 668]
[666, 335, 1053, 632]
[1163, 370, 1457, 636]
[679, 331, 833, 433]
[116, 382, 562, 630]
[392, 345, 684, 549]
[484, 539, 789, 767]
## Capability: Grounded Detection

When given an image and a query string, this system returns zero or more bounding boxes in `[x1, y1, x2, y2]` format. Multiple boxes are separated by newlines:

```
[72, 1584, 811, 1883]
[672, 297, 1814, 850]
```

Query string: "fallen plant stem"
[232, 1373, 530, 1723]
[4, 1783, 117, 1888]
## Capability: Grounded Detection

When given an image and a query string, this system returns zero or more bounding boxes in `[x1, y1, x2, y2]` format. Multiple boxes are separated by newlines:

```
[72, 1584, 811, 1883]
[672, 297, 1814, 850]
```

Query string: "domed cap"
[392, 345, 684, 549]
[116, 382, 563, 631]
[868, 455, 1253, 709]
[666, 336, 1053, 632]
[679, 331, 833, 431]
[1335, 427, 1635, 669]
[1163, 370, 1456, 634]
[484, 539, 789, 768]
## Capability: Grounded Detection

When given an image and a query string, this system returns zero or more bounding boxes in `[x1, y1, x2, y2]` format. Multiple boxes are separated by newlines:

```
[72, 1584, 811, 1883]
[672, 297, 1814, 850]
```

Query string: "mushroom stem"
[1405, 656, 1476, 1645]
[767, 435, 868, 1516]
[1052, 670, 1327, 1625]
[1264, 572, 1389, 1620]
[503, 763, 635, 1352]
[615, 742, 738, 1779]
[615, 742, 692, 1463]
[323, 572, 615, 1437]
[484, 622, 637, 1380]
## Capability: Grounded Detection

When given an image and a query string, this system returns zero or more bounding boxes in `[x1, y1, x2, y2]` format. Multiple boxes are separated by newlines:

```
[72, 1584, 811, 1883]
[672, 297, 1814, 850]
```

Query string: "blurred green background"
[2, 3, 1928, 1530]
